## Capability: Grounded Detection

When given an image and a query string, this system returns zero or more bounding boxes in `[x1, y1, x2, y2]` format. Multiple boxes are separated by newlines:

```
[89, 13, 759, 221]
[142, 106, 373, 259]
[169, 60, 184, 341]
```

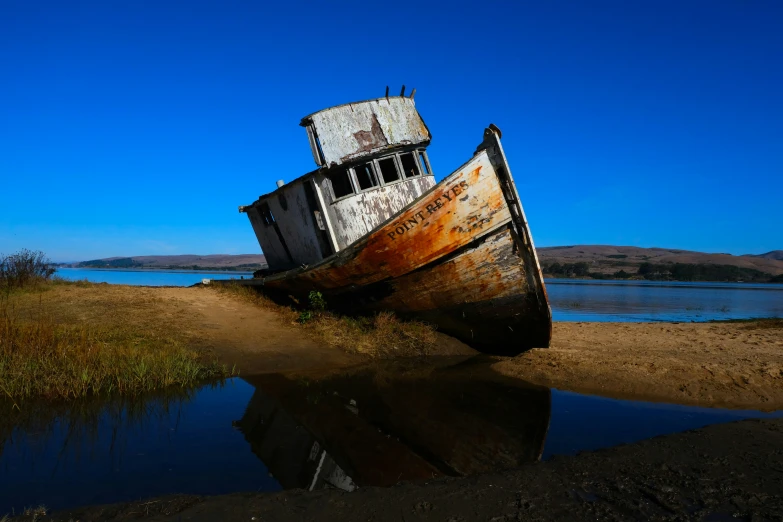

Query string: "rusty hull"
[260, 128, 551, 355]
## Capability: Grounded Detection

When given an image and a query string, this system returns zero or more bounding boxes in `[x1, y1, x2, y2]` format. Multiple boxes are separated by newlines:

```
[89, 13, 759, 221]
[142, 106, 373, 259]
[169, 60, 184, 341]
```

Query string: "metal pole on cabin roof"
[410, 88, 416, 99]
[400, 85, 405, 96]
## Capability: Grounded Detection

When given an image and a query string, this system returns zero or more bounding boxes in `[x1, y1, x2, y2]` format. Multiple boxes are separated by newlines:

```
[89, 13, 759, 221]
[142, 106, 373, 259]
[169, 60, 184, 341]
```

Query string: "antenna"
[385, 86, 389, 98]
[409, 88, 416, 99]
[400, 85, 406, 96]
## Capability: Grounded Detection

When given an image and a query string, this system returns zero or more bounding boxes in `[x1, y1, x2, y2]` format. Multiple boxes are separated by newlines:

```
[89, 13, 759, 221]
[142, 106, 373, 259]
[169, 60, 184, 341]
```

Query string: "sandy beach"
[494, 321, 783, 410]
[15, 284, 781, 410]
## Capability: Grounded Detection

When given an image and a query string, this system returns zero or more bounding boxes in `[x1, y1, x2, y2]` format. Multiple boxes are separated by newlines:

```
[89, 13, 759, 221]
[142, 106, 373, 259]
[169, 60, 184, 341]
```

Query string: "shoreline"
[55, 267, 256, 275]
[6, 283, 781, 410]
[4, 282, 783, 520]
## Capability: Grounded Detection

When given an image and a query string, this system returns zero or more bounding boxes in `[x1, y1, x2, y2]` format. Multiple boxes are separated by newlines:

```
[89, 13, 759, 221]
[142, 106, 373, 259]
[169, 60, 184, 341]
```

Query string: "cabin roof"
[299, 95, 413, 124]
[300, 96, 430, 167]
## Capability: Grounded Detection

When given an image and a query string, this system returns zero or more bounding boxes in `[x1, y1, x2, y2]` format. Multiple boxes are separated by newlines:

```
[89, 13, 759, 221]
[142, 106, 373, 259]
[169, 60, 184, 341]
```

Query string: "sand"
[493, 321, 783, 410]
[16, 284, 782, 410]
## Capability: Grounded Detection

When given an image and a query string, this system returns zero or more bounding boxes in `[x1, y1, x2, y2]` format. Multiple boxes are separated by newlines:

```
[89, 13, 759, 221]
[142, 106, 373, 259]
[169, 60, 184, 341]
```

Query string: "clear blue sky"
[1, 1, 781, 261]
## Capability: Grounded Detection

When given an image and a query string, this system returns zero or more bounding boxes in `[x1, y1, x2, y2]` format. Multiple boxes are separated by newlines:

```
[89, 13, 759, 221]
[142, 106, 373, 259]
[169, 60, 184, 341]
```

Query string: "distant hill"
[68, 247, 783, 281]
[537, 245, 783, 281]
[750, 250, 783, 261]
[73, 254, 267, 271]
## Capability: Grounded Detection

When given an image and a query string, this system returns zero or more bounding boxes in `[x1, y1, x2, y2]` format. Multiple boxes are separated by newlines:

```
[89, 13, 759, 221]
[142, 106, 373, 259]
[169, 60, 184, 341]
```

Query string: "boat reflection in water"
[235, 358, 551, 492]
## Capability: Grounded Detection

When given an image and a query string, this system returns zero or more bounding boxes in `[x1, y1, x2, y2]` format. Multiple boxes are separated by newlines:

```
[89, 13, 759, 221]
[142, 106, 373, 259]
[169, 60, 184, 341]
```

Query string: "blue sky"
[1, 1, 781, 261]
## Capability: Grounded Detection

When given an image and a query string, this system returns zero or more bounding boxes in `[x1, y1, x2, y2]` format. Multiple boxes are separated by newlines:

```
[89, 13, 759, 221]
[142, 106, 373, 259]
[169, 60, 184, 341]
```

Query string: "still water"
[55, 268, 252, 287]
[55, 268, 783, 322]
[1, 358, 780, 513]
[546, 279, 783, 322]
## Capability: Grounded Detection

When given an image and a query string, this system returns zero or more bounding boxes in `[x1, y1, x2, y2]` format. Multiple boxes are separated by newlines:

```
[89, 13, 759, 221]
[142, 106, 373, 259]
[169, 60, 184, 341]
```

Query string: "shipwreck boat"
[238, 90, 551, 355]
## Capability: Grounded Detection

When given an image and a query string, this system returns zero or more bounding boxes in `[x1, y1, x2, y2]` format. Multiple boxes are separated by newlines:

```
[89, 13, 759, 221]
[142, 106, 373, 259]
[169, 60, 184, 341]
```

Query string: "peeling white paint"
[307, 97, 429, 167]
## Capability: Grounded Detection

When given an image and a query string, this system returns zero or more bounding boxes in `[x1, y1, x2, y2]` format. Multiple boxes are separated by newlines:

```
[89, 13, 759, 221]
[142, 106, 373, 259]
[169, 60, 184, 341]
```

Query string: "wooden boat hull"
[259, 127, 551, 355]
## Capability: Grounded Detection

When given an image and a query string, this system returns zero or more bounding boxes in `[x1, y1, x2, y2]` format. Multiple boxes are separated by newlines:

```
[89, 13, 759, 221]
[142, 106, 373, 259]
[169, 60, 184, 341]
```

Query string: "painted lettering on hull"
[387, 180, 470, 241]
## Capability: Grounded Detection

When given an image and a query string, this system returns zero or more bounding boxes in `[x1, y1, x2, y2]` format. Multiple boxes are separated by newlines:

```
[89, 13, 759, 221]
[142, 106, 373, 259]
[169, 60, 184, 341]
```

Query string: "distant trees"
[636, 262, 770, 282]
[78, 258, 142, 269]
[541, 259, 777, 283]
[543, 262, 591, 277]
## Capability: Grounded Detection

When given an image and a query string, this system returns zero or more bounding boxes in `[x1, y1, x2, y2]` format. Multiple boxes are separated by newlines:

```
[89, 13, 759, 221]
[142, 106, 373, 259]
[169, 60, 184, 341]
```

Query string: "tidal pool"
[2, 357, 780, 513]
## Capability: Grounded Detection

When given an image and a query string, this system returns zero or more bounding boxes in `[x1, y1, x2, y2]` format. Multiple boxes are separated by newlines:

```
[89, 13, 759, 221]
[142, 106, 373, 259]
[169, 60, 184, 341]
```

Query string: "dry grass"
[0, 282, 231, 405]
[214, 283, 439, 357]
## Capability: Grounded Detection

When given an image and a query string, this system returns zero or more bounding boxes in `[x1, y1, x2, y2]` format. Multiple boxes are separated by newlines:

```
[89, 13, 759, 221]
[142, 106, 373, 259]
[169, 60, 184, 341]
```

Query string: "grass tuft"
[0, 286, 232, 405]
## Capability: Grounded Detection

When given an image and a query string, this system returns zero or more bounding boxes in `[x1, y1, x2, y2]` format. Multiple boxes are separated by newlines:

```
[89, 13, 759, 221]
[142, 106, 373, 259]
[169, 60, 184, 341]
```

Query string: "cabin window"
[399, 152, 419, 178]
[377, 157, 400, 184]
[354, 162, 378, 191]
[328, 169, 354, 199]
[418, 151, 431, 175]
[260, 202, 275, 226]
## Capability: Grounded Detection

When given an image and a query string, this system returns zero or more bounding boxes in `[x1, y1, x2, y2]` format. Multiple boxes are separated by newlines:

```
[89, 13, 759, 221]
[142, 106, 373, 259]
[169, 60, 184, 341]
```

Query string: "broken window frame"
[374, 155, 402, 185]
[398, 151, 421, 179]
[326, 168, 356, 202]
[417, 150, 432, 176]
[352, 161, 379, 193]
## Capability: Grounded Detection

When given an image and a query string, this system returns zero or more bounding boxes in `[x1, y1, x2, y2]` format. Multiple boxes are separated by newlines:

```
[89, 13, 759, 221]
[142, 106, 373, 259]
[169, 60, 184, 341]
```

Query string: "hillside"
[751, 250, 783, 261]
[537, 245, 783, 280]
[68, 246, 783, 281]
[73, 254, 267, 271]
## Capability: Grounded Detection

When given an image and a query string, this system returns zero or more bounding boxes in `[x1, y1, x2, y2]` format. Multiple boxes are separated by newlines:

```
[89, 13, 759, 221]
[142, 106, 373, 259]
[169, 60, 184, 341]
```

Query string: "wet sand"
[36, 418, 783, 521]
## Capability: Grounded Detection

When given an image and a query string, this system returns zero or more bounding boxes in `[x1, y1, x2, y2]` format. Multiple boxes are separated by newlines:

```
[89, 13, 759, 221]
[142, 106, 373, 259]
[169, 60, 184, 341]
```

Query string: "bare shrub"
[0, 249, 55, 290]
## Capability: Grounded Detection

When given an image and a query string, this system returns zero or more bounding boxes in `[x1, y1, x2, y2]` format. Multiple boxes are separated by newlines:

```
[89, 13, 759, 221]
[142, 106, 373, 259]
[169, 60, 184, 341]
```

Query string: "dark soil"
[32, 418, 783, 521]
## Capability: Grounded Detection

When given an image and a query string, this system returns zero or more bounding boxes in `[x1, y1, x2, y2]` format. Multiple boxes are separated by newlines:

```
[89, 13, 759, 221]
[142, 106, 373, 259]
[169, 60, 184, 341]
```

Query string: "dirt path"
[154, 286, 363, 374]
[494, 321, 783, 410]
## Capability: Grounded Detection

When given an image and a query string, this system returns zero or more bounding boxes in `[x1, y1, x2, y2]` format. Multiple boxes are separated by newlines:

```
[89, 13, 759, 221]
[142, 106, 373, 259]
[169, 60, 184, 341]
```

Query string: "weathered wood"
[302, 97, 430, 167]
[259, 129, 552, 354]
[237, 93, 551, 355]
[319, 174, 435, 249]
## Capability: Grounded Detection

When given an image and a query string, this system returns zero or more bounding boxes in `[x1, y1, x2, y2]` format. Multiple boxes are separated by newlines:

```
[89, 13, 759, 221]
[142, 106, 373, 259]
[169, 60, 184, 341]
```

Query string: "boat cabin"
[240, 94, 436, 271]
